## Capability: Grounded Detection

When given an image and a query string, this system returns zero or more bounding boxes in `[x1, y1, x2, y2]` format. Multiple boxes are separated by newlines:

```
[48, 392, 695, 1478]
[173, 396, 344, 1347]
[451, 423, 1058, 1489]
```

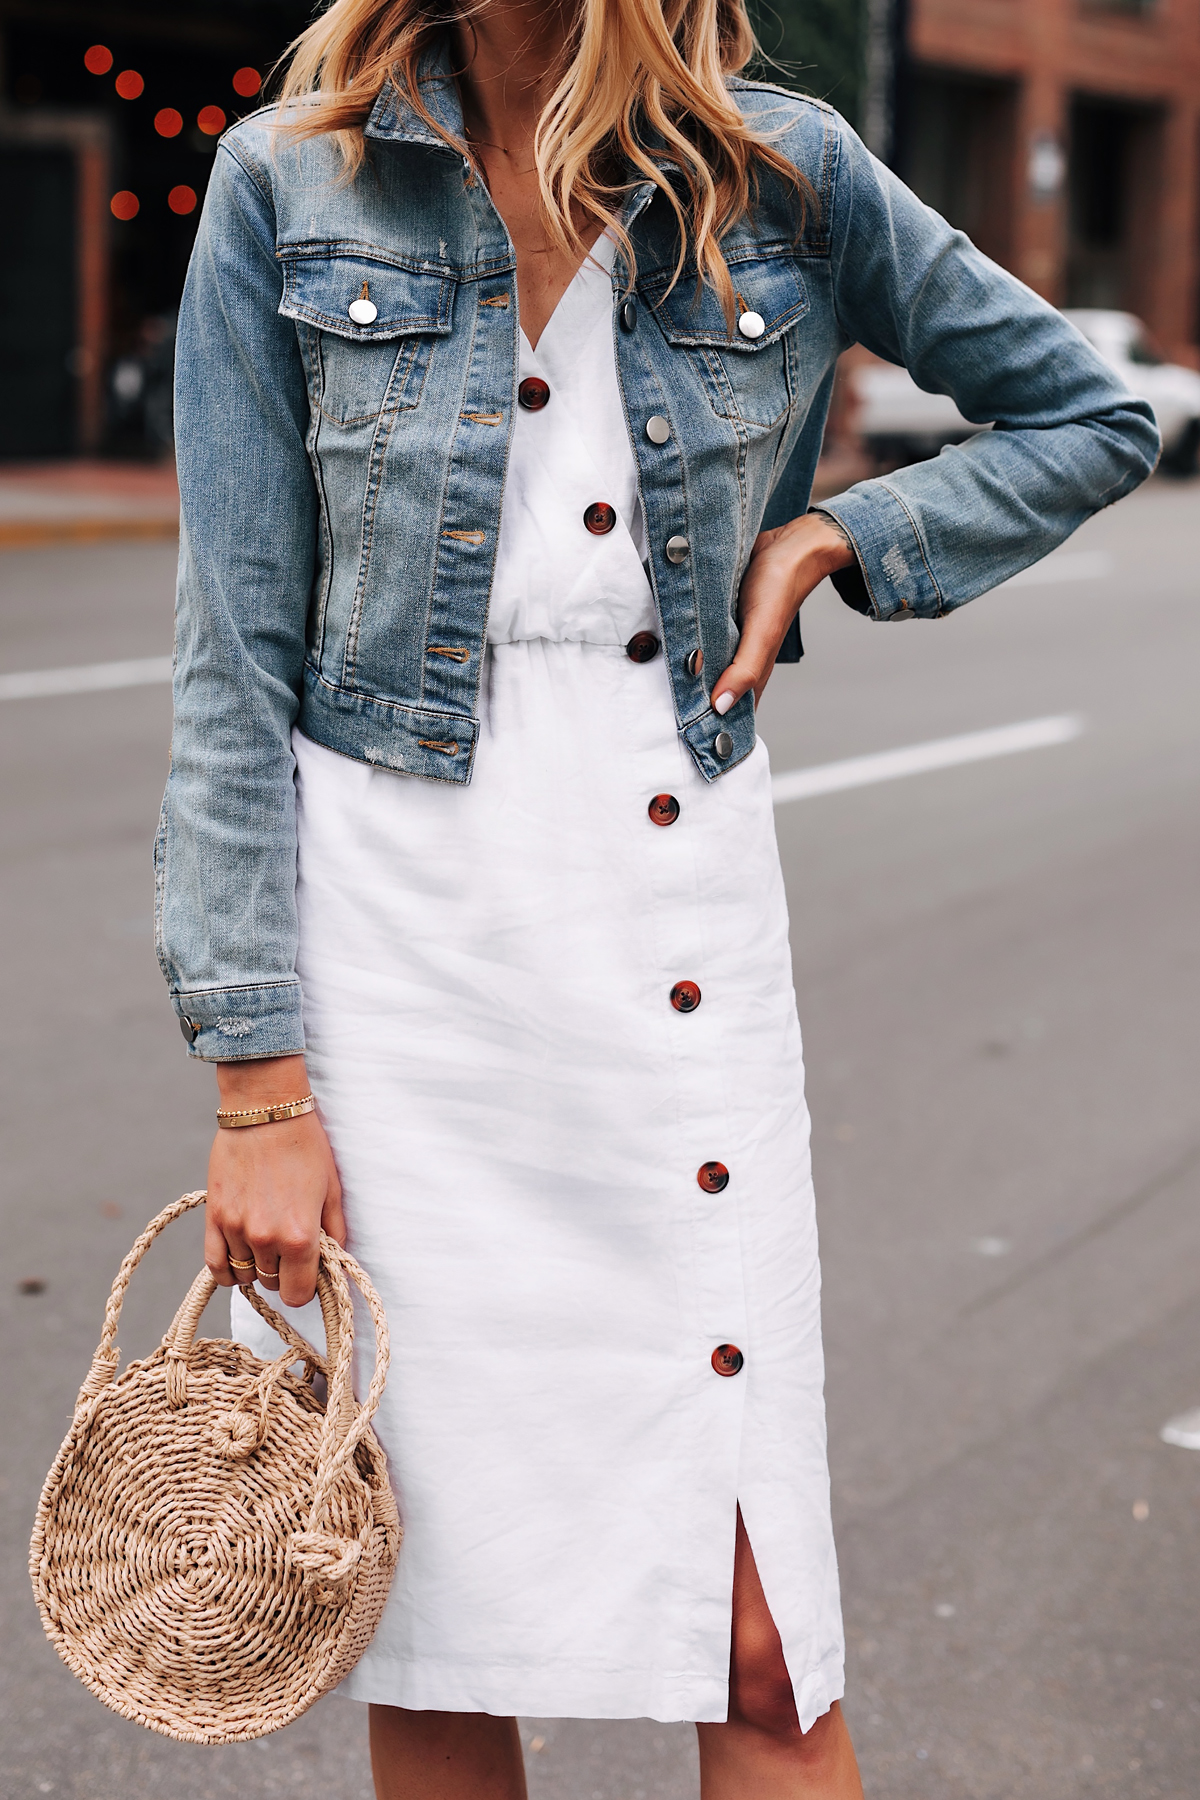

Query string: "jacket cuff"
[814, 483, 945, 620]
[171, 981, 306, 1061]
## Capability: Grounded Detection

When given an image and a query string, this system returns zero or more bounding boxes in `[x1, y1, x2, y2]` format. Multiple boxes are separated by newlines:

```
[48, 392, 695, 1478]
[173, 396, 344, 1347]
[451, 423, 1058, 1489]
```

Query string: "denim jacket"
[157, 53, 1159, 1060]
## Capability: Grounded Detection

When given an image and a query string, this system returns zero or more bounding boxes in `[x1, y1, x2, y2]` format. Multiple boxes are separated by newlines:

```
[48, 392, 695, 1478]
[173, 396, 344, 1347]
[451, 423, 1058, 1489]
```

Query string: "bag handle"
[75, 1193, 392, 1594]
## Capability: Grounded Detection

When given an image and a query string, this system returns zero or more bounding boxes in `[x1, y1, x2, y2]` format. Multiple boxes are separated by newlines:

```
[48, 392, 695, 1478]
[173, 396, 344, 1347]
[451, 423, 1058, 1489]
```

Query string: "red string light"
[168, 186, 199, 216]
[110, 191, 140, 221]
[84, 45, 113, 75]
[197, 106, 227, 136]
[115, 70, 145, 101]
[232, 68, 262, 98]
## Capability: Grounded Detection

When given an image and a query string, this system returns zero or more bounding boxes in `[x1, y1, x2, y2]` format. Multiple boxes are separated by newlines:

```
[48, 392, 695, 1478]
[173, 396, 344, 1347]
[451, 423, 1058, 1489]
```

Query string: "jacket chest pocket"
[640, 253, 808, 429]
[277, 248, 457, 429]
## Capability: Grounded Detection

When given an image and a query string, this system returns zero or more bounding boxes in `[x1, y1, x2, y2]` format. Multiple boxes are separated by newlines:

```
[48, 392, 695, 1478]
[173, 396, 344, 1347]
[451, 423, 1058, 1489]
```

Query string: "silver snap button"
[348, 297, 378, 325]
[737, 310, 765, 340]
[685, 648, 704, 678]
[645, 415, 670, 445]
[179, 1014, 199, 1043]
[620, 297, 638, 332]
[714, 730, 734, 760]
[665, 535, 689, 564]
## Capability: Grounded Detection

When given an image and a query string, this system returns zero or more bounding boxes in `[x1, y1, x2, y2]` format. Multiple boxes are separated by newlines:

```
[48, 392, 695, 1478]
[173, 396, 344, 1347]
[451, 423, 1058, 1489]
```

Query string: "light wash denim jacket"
[157, 53, 1159, 1060]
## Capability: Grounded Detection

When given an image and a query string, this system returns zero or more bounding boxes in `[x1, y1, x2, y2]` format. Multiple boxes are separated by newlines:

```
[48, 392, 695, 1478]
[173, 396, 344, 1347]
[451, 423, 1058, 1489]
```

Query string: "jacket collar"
[364, 39, 466, 149]
[362, 36, 664, 241]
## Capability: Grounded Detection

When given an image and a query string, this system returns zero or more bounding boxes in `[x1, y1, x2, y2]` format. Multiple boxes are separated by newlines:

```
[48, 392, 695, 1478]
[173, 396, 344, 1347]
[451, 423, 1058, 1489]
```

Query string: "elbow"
[1106, 397, 1161, 494]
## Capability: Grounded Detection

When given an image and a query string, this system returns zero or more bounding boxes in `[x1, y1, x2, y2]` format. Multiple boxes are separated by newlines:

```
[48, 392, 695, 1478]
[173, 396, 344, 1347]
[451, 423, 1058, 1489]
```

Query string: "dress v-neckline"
[520, 231, 616, 358]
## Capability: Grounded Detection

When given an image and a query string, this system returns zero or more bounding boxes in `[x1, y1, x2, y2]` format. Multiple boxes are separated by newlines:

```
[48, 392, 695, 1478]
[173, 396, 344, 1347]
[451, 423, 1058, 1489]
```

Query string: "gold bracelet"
[216, 1094, 316, 1129]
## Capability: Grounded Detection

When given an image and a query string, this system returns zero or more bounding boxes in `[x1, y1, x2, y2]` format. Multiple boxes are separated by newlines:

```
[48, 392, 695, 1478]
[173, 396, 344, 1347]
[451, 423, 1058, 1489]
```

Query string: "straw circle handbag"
[29, 1191, 401, 1743]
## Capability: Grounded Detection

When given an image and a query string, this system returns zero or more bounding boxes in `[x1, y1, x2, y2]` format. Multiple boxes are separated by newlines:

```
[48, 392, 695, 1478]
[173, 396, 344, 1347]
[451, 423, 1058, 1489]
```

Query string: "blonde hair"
[273, 0, 810, 318]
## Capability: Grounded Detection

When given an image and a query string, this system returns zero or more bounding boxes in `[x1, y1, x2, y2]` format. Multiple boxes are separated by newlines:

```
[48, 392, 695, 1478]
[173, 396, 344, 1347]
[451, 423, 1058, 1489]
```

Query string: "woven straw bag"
[29, 1191, 401, 1743]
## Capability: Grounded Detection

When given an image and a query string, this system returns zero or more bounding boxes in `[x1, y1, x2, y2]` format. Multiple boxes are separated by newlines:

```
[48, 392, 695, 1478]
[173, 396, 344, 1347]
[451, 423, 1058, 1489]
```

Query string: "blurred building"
[902, 0, 1200, 362]
[0, 1, 309, 457]
[5, 0, 1199, 460]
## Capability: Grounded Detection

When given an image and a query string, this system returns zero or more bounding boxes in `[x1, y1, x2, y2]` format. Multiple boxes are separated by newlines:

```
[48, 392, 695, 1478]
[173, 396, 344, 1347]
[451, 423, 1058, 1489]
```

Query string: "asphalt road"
[2, 475, 1198, 1800]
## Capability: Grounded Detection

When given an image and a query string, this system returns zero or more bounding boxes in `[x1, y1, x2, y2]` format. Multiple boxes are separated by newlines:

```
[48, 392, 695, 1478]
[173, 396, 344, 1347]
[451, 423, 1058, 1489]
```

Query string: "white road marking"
[771, 714, 1084, 805]
[998, 550, 1112, 588]
[0, 654, 172, 701]
[1160, 1408, 1200, 1451]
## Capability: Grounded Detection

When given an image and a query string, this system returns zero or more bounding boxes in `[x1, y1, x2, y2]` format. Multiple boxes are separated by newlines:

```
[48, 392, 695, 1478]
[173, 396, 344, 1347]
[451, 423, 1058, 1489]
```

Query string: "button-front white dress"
[232, 235, 844, 1728]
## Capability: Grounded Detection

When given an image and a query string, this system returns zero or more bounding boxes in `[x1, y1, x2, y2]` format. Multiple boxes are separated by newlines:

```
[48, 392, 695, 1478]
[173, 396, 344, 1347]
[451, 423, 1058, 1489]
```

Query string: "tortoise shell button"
[712, 1343, 744, 1376]
[670, 980, 701, 1013]
[648, 793, 680, 827]
[518, 377, 550, 411]
[584, 502, 617, 535]
[626, 631, 660, 662]
[697, 1161, 729, 1193]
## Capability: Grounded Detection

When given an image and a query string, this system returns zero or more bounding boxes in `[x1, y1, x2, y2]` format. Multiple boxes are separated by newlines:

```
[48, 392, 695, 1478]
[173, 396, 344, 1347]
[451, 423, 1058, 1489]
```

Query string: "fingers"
[321, 1173, 348, 1250]
[711, 608, 784, 715]
[205, 1210, 239, 1288]
[251, 1253, 282, 1293]
[276, 1237, 320, 1310]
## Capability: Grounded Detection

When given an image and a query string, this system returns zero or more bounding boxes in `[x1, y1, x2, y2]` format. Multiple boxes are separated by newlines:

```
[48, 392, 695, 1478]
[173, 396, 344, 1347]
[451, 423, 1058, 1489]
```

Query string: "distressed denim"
[157, 51, 1159, 1060]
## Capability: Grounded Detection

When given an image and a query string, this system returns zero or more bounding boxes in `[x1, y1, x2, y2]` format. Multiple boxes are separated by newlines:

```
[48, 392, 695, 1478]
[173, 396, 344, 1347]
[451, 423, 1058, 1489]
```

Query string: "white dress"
[232, 235, 844, 1728]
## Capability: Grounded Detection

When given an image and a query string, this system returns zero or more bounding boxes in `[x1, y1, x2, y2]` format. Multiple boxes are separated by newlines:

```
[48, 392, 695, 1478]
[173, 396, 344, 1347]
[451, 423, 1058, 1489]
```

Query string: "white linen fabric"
[232, 235, 844, 1727]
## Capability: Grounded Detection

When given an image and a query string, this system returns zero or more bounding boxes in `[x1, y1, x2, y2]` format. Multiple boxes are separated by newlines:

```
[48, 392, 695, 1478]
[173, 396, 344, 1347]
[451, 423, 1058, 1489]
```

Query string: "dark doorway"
[1067, 96, 1164, 315]
[903, 69, 1018, 267]
[0, 147, 78, 457]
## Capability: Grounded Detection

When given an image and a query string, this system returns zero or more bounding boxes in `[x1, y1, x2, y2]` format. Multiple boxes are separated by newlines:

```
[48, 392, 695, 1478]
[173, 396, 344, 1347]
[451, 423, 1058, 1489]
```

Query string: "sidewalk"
[0, 460, 179, 548]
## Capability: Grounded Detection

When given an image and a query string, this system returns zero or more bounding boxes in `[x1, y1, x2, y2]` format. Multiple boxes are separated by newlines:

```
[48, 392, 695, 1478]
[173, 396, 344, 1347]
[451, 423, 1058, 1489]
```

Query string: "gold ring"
[254, 1266, 279, 1284]
[227, 1256, 256, 1272]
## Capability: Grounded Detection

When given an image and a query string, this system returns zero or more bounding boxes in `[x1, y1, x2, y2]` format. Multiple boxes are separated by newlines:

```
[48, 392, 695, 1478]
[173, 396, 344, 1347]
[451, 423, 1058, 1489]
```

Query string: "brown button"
[626, 631, 660, 662]
[670, 980, 701, 1013]
[712, 1343, 744, 1376]
[648, 793, 680, 827]
[584, 501, 617, 535]
[518, 377, 550, 411]
[697, 1161, 729, 1192]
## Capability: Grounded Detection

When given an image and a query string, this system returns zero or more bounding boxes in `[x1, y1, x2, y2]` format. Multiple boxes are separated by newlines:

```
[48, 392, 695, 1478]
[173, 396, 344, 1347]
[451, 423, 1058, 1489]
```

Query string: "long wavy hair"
[273, 0, 809, 316]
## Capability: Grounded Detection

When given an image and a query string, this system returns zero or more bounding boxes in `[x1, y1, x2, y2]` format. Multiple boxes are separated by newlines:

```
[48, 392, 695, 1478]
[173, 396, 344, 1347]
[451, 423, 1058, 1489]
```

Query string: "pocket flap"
[640, 254, 808, 350]
[278, 247, 456, 340]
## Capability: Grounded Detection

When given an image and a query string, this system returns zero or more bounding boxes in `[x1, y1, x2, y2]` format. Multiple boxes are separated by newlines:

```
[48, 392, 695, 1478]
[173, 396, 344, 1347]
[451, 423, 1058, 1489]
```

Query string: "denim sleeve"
[155, 137, 314, 1060]
[813, 120, 1160, 621]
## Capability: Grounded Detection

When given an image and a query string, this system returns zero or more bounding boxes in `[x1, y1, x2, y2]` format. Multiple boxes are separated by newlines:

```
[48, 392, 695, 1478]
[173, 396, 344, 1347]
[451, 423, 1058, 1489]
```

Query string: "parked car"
[851, 308, 1200, 474]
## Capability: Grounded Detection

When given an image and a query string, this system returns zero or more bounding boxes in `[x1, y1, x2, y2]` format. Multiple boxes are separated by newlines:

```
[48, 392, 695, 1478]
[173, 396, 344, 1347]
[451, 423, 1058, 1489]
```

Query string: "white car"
[851, 308, 1200, 474]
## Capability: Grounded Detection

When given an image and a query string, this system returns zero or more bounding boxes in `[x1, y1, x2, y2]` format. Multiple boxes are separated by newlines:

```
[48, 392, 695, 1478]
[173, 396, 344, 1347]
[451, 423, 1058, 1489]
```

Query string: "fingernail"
[713, 690, 735, 716]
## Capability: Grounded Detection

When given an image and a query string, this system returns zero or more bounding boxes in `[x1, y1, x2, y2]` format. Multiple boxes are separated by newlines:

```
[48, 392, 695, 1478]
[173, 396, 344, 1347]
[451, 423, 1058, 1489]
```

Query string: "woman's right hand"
[204, 1054, 346, 1308]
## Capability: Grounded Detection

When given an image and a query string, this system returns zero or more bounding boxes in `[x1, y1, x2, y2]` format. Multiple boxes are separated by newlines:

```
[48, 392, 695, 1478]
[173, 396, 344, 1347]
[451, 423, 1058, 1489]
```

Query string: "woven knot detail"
[211, 1408, 266, 1459]
[165, 1352, 189, 1409]
[75, 1348, 120, 1406]
[290, 1529, 363, 1600]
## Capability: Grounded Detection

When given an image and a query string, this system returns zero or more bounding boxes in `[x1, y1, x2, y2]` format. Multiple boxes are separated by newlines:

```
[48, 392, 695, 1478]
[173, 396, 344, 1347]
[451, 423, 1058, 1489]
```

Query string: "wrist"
[766, 513, 856, 611]
[799, 510, 857, 580]
[216, 1054, 310, 1108]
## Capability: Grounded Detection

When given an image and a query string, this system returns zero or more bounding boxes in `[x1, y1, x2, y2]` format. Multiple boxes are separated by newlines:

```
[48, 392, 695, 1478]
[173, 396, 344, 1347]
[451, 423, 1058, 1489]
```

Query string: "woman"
[157, 0, 1157, 1791]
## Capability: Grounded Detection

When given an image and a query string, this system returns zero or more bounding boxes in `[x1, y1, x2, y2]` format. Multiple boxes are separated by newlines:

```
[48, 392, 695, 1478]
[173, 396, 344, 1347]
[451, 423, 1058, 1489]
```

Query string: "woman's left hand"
[711, 511, 856, 716]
